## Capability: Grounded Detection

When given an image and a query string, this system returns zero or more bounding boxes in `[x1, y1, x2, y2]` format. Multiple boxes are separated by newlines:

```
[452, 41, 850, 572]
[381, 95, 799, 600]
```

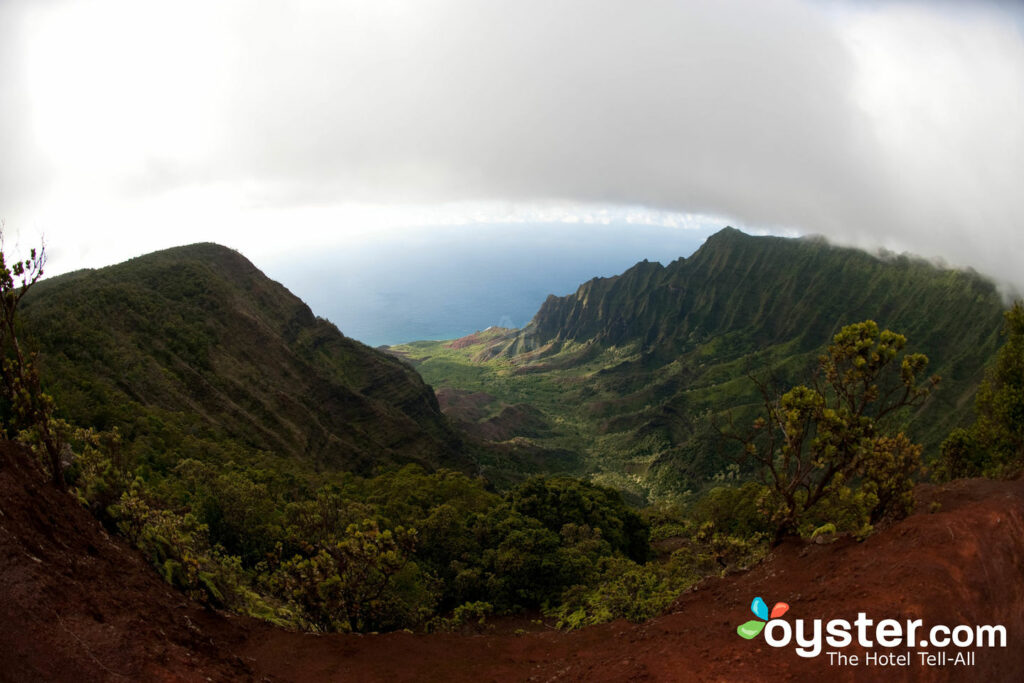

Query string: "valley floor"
[2, 440, 1021, 682]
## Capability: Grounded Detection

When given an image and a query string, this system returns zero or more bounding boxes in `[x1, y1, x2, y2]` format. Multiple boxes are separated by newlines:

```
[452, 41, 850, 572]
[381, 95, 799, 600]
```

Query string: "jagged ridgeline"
[19, 243, 474, 475]
[394, 228, 1007, 498]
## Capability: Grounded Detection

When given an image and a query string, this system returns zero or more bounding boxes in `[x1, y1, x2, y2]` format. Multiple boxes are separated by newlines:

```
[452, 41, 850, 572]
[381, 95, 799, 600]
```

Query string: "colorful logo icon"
[737, 596, 789, 639]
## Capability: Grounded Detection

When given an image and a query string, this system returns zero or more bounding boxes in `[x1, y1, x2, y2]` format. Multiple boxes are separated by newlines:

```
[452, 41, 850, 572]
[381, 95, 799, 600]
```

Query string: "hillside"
[524, 228, 1000, 357]
[393, 228, 1007, 498]
[19, 243, 474, 476]
[3, 438, 1020, 681]
[0, 441, 257, 681]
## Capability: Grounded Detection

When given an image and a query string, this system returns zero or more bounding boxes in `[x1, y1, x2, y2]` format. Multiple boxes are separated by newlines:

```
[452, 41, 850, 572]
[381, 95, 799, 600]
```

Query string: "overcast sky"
[1, 0, 1022, 293]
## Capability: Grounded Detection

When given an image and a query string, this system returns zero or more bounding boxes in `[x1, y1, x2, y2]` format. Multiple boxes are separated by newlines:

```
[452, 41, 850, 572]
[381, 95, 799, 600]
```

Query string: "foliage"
[548, 495, 769, 629]
[267, 520, 431, 633]
[0, 233, 65, 487]
[18, 242, 475, 483]
[18, 235, 987, 637]
[664, 523, 768, 581]
[936, 302, 1024, 480]
[394, 228, 1005, 499]
[63, 423, 129, 522]
[426, 601, 494, 633]
[733, 321, 936, 543]
[507, 476, 650, 562]
[860, 432, 921, 524]
[60, 433, 680, 633]
[683, 481, 772, 538]
[43, 318, 939, 635]
[111, 482, 276, 617]
[933, 428, 983, 481]
[189, 468, 280, 566]
[548, 556, 685, 628]
[61, 430, 788, 635]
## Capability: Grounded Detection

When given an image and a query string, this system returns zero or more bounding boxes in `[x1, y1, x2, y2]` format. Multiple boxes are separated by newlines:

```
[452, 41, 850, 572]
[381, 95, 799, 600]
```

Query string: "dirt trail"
[2, 441, 1021, 682]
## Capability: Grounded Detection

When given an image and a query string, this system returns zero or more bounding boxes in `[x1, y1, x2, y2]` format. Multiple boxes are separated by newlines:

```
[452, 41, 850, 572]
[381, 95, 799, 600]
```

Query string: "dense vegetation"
[731, 321, 936, 542]
[19, 243, 475, 477]
[393, 228, 1006, 499]
[64, 419, 771, 632]
[935, 302, 1024, 481]
[0, 240, 766, 631]
[1, 233, 1018, 637]
[74, 452, 691, 632]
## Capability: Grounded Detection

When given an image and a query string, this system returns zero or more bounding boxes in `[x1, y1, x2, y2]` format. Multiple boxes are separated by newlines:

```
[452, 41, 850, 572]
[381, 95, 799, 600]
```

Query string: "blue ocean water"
[260, 223, 714, 347]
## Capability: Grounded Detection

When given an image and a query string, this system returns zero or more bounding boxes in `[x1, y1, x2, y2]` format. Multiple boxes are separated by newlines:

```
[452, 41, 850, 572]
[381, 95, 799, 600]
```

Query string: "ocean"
[260, 222, 713, 347]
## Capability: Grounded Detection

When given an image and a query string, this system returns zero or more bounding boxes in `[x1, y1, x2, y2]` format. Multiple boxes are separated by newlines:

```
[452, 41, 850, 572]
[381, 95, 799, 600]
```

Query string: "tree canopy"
[734, 321, 937, 542]
[936, 301, 1024, 480]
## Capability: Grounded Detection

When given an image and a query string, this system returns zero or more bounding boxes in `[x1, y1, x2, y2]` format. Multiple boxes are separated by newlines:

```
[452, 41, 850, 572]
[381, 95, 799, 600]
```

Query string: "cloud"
[0, 1, 51, 213]
[2, 0, 1022, 292]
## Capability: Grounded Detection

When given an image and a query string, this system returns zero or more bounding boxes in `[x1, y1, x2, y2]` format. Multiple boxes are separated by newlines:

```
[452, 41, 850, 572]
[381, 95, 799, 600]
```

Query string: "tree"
[507, 476, 651, 562]
[937, 301, 1024, 479]
[0, 227, 65, 488]
[272, 520, 429, 632]
[972, 302, 1024, 463]
[732, 321, 937, 543]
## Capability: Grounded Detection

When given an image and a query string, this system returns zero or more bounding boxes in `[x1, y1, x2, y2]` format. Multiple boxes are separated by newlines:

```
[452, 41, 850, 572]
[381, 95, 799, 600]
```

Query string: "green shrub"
[507, 476, 651, 562]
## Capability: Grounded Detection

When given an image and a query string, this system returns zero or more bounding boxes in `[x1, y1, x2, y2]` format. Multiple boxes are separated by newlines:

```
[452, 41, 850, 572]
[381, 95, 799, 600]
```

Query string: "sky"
[2, 1, 1022, 303]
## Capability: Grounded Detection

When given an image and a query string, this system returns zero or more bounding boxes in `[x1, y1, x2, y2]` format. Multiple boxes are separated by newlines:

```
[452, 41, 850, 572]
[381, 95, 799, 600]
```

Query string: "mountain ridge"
[394, 227, 1008, 496]
[20, 242, 475, 476]
[516, 227, 1002, 360]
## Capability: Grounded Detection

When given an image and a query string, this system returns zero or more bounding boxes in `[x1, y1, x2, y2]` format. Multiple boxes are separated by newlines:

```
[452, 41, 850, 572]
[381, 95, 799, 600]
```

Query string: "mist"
[1, 0, 1021, 293]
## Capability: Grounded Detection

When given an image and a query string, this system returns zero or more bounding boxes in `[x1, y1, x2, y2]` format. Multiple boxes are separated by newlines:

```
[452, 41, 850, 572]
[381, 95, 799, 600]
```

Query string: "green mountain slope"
[20, 243, 474, 476]
[393, 228, 1007, 498]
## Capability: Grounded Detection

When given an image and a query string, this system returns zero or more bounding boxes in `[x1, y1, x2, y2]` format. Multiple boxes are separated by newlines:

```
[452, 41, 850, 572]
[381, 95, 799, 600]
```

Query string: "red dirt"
[2, 440, 1022, 682]
[0, 441, 255, 682]
[444, 330, 507, 350]
[445, 333, 486, 350]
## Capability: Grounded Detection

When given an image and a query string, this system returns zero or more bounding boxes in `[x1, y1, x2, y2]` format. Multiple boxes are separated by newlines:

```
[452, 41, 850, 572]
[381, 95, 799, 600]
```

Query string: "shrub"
[734, 321, 935, 543]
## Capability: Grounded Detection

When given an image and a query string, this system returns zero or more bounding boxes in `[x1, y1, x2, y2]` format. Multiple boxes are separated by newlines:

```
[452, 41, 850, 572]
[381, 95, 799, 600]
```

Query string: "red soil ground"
[2, 440, 1021, 682]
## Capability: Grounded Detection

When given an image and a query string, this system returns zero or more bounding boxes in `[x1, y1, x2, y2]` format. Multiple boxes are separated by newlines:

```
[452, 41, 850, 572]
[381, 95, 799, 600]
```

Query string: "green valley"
[6, 241, 754, 634]
[392, 227, 1008, 500]
[0, 230, 1015, 639]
